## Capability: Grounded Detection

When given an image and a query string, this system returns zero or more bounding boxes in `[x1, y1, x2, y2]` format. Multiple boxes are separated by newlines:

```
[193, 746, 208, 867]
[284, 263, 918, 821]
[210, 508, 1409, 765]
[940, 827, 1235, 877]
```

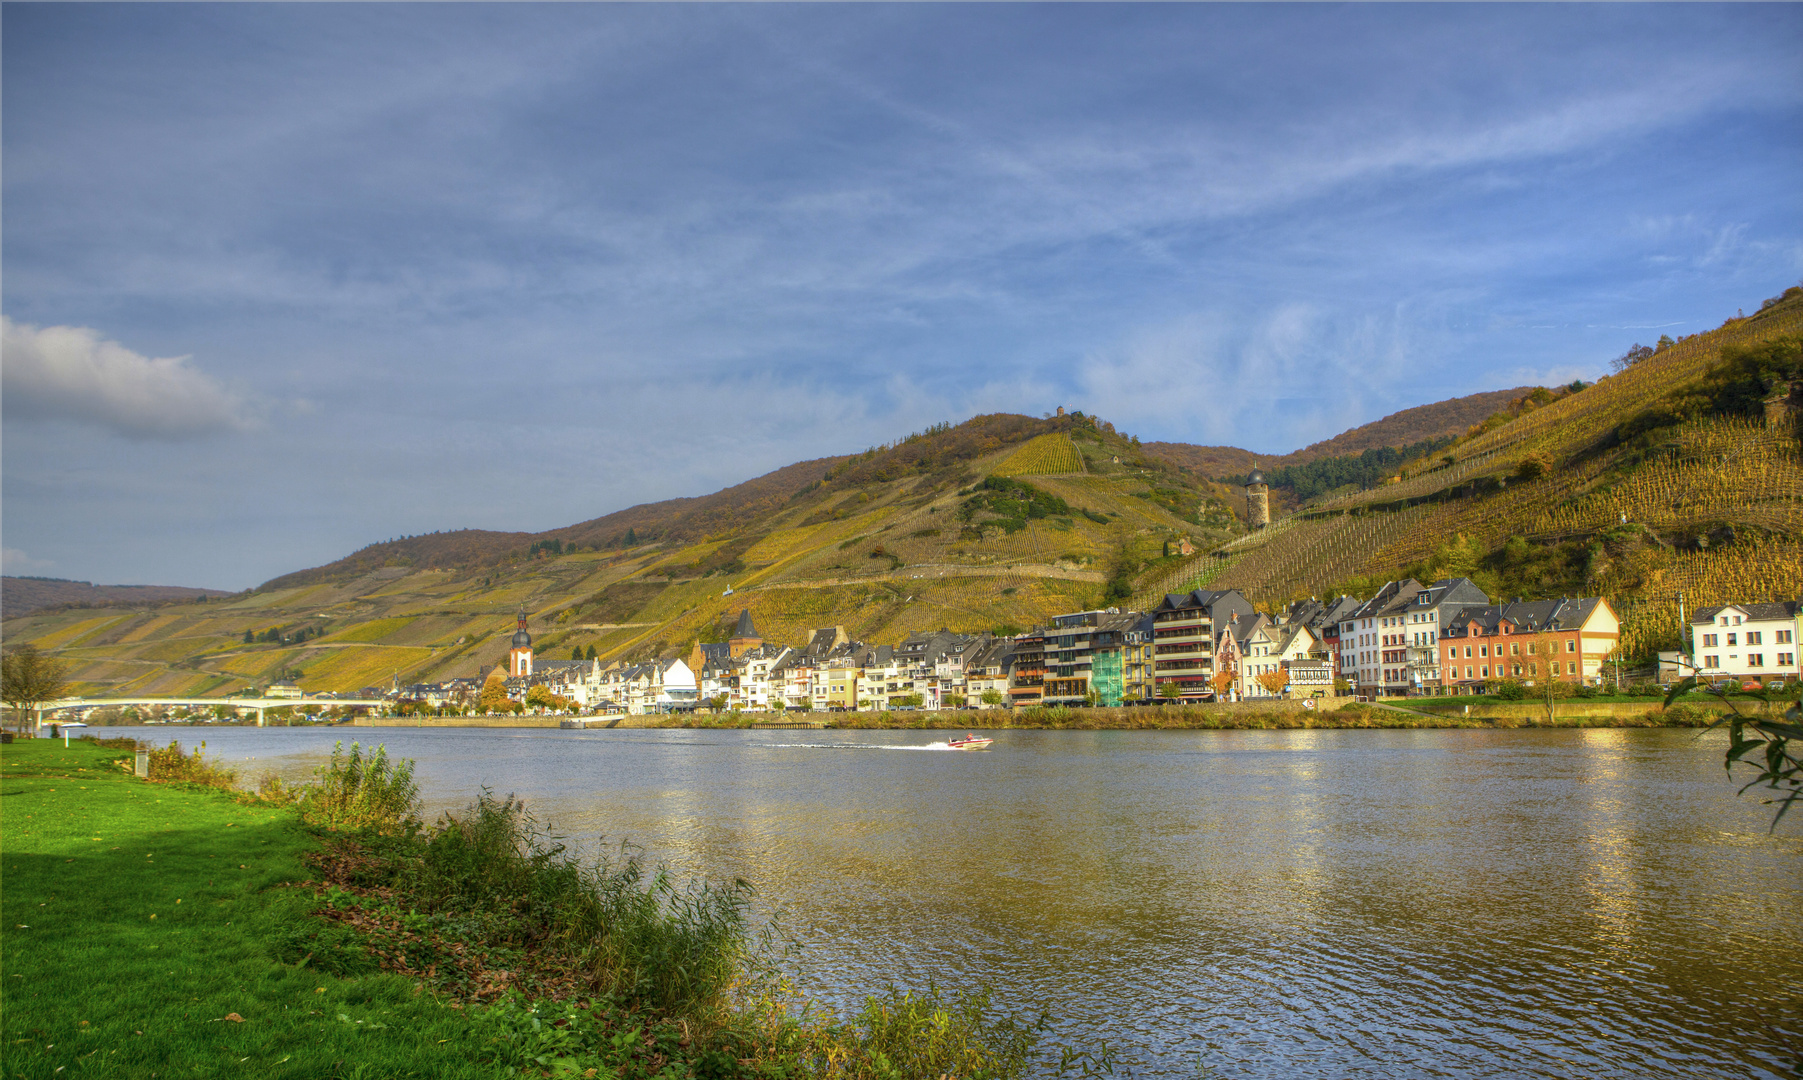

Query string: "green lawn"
[1, 740, 495, 1080]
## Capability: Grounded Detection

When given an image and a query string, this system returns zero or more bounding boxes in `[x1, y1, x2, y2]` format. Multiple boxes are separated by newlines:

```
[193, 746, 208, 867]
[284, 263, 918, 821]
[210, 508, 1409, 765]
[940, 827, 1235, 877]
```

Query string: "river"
[113, 724, 1801, 1078]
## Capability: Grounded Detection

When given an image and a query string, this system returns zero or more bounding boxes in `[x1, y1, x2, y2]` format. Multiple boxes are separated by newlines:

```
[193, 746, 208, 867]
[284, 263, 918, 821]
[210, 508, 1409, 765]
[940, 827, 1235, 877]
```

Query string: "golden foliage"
[991, 434, 1084, 476]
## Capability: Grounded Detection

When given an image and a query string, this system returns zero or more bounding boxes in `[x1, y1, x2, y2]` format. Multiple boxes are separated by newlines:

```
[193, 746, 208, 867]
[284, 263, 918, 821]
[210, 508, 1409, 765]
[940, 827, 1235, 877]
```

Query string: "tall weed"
[396, 793, 754, 1016]
[302, 742, 420, 833]
[145, 740, 238, 789]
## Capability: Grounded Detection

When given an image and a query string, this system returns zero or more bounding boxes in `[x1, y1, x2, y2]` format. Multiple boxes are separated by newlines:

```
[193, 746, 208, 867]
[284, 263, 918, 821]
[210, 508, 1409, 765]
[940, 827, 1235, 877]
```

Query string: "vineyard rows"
[1371, 415, 1801, 568]
[1610, 535, 1803, 660]
[1454, 300, 1803, 466]
[992, 433, 1086, 476]
[1212, 505, 1436, 605]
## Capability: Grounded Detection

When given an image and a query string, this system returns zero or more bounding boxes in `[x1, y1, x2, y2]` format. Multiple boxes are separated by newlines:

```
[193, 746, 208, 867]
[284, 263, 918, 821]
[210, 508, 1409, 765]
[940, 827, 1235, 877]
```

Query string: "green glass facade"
[1090, 648, 1124, 707]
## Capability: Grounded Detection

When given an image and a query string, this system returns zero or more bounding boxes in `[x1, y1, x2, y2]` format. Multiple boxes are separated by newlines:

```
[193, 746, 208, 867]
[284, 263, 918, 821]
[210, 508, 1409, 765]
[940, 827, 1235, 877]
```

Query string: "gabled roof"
[805, 627, 846, 658]
[1692, 601, 1802, 624]
[1444, 597, 1609, 635]
[1346, 579, 1426, 622]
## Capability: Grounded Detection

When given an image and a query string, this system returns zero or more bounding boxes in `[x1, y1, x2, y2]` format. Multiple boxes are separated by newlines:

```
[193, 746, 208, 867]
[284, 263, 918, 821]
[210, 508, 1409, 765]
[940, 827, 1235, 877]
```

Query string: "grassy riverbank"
[1, 740, 491, 1078]
[2, 739, 1112, 1080]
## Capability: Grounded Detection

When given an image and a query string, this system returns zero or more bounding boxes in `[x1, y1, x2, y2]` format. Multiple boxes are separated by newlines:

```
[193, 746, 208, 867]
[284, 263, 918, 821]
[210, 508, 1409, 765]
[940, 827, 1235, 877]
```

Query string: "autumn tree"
[1212, 669, 1237, 701]
[1524, 628, 1575, 724]
[1257, 669, 1289, 697]
[2, 644, 69, 734]
[525, 685, 554, 710]
[479, 669, 510, 713]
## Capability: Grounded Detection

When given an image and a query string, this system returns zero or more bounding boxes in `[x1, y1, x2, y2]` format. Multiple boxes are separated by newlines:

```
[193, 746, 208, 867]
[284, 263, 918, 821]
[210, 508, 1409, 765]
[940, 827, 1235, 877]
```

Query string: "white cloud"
[2, 547, 55, 575]
[1075, 306, 1390, 452]
[1, 316, 254, 440]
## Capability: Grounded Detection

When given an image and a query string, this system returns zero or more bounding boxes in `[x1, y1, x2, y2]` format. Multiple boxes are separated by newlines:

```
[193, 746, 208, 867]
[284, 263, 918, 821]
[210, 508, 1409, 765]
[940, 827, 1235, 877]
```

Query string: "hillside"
[1, 577, 233, 616]
[1143, 386, 1534, 479]
[1140, 286, 1803, 659]
[9, 289, 1798, 699]
[6, 413, 1245, 696]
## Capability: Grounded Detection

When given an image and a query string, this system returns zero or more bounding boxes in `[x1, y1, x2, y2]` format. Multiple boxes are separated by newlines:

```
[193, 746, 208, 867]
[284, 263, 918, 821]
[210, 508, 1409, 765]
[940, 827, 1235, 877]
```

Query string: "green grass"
[0, 740, 497, 1079]
[3, 740, 1106, 1080]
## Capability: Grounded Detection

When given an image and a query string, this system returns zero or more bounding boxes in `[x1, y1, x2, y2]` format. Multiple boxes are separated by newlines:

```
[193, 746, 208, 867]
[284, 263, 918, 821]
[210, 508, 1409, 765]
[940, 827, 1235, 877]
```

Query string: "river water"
[115, 724, 1801, 1078]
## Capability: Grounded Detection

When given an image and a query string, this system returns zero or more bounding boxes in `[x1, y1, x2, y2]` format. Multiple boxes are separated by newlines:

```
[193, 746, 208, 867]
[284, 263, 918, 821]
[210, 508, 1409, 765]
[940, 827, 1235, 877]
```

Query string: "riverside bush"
[302, 740, 420, 833]
[145, 738, 239, 788]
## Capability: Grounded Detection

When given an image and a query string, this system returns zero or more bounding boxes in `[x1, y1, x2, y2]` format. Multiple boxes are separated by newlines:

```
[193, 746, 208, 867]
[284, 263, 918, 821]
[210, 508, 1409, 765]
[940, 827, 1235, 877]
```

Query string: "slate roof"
[805, 627, 844, 658]
[732, 609, 759, 639]
[1444, 597, 1608, 636]
[1692, 601, 1802, 624]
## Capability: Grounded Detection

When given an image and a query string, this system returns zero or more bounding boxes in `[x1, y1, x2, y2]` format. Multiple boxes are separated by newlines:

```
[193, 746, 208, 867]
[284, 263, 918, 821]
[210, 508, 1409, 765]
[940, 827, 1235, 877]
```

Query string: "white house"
[1238, 621, 1319, 699]
[1690, 602, 1801, 684]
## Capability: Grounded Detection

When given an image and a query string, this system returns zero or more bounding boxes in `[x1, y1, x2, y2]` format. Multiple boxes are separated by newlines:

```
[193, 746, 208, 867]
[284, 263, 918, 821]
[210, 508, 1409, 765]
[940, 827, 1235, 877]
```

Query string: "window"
[1780, 653, 1795, 666]
[1704, 655, 1719, 668]
[1465, 667, 1473, 679]
[1567, 662, 1577, 675]
[1749, 654, 1763, 668]
[1481, 666, 1489, 678]
[1480, 645, 1488, 658]
[1747, 632, 1762, 646]
[1720, 617, 1728, 626]
[1703, 634, 1718, 647]
[1777, 630, 1793, 644]
[1511, 643, 1521, 656]
[1727, 634, 1737, 646]
[1528, 663, 1537, 676]
[1566, 640, 1577, 653]
[1527, 643, 1537, 655]
[1735, 616, 1743, 625]
[1512, 664, 1523, 676]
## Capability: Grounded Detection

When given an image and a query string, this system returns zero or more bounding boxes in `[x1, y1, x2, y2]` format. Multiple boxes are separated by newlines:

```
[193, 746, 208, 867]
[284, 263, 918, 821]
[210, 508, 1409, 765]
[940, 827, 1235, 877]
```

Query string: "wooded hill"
[1, 578, 234, 617]
[1142, 385, 1533, 480]
[8, 287, 1799, 695]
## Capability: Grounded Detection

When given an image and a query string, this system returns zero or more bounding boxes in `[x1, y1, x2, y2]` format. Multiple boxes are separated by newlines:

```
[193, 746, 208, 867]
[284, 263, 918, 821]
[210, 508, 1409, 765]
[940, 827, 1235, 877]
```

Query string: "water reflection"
[117, 725, 1800, 1078]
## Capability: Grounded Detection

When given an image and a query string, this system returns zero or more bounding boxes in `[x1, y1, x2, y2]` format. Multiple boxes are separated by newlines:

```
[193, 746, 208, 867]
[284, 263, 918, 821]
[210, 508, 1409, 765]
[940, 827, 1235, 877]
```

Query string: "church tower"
[508, 609, 534, 677]
[727, 608, 763, 658]
[1245, 470, 1270, 529]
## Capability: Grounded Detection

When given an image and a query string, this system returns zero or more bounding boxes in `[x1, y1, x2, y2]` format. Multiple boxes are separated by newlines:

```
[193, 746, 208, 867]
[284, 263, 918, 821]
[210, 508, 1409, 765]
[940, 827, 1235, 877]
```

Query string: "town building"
[1151, 589, 1256, 700]
[1690, 601, 1801, 685]
[1440, 597, 1620, 690]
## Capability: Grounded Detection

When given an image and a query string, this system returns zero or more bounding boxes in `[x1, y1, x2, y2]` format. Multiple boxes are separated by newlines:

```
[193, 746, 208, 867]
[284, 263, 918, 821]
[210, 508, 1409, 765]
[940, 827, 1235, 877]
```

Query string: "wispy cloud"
[2, 547, 55, 574]
[1, 316, 255, 440]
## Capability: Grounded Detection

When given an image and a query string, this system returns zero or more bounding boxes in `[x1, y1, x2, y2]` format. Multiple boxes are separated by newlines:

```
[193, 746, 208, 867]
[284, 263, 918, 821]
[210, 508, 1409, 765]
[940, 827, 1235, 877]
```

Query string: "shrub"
[146, 740, 238, 789]
[302, 742, 420, 833]
[825, 984, 1052, 1080]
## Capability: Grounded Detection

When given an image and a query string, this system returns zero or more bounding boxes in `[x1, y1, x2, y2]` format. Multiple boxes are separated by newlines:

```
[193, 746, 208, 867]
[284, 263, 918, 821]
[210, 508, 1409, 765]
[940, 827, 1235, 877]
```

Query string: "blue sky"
[4, 4, 1800, 590]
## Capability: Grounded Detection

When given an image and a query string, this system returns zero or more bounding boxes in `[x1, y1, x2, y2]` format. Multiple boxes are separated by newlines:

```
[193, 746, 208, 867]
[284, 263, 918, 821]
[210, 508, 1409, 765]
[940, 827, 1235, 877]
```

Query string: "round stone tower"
[1245, 470, 1270, 528]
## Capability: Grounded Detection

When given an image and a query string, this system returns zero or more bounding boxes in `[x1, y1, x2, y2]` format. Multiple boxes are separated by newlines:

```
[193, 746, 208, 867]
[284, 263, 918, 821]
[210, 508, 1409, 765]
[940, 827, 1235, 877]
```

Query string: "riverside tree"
[2, 644, 68, 734]
[479, 669, 510, 713]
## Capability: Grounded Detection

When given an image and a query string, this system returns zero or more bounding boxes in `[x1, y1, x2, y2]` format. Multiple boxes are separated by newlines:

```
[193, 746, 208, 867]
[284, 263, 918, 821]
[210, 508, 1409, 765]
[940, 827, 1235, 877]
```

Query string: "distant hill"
[2, 576, 233, 616]
[261, 414, 1065, 589]
[8, 289, 1799, 697]
[1143, 386, 1535, 479]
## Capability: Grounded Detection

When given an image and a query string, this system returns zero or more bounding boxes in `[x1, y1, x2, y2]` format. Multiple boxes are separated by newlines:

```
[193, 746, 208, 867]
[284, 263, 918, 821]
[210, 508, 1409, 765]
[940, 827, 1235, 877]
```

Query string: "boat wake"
[761, 741, 958, 751]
